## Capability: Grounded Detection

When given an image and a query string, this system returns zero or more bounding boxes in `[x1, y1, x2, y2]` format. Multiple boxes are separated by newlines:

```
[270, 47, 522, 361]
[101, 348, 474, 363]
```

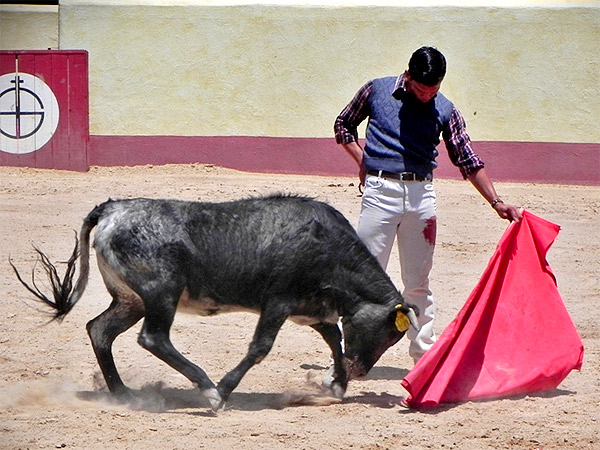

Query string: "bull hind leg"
[136, 293, 221, 411]
[86, 294, 144, 398]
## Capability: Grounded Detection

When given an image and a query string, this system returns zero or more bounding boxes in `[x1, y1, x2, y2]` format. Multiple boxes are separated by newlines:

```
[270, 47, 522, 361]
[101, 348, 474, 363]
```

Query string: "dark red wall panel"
[0, 50, 89, 171]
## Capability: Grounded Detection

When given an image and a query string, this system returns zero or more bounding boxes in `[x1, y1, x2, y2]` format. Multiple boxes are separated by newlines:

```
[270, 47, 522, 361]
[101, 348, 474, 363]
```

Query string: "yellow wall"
[14, 1, 600, 144]
[0, 6, 59, 50]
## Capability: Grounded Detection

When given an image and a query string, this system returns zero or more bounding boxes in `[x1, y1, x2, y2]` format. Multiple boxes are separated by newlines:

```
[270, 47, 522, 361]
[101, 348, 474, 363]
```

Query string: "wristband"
[491, 198, 504, 208]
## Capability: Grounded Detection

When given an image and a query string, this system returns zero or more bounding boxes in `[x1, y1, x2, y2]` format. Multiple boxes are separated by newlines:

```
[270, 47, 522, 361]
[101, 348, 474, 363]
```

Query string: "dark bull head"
[342, 302, 420, 379]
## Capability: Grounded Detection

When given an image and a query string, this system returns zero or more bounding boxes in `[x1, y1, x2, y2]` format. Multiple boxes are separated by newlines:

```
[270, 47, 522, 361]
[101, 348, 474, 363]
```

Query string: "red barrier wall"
[90, 136, 600, 186]
[0, 50, 89, 171]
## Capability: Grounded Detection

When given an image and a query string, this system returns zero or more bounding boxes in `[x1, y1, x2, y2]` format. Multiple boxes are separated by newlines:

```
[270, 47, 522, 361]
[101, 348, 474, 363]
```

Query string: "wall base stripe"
[89, 136, 599, 185]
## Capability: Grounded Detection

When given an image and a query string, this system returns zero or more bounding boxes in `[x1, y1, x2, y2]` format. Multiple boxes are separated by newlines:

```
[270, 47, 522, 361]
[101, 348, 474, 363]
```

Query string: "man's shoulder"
[436, 90, 453, 104]
[435, 91, 454, 108]
[372, 76, 398, 85]
[434, 91, 455, 122]
[370, 76, 399, 94]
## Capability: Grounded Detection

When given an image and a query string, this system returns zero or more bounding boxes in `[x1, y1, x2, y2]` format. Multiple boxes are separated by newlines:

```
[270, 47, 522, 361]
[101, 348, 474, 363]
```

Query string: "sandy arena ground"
[0, 164, 598, 450]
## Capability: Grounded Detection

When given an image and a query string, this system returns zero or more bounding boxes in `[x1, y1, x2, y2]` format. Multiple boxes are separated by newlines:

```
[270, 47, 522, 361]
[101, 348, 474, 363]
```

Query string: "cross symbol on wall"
[0, 74, 45, 139]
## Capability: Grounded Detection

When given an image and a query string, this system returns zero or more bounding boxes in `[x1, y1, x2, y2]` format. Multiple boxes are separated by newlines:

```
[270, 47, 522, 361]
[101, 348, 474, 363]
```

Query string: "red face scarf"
[401, 211, 584, 408]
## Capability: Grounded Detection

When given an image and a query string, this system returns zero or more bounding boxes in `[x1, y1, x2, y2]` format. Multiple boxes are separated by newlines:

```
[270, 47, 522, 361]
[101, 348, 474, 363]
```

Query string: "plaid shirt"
[334, 74, 484, 178]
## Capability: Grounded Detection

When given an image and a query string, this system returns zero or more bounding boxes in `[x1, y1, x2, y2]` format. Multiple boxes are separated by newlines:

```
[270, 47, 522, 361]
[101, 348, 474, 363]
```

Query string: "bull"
[11, 195, 418, 411]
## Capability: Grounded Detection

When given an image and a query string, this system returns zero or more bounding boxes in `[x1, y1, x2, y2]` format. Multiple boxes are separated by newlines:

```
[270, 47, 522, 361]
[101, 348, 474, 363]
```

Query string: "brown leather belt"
[367, 170, 431, 182]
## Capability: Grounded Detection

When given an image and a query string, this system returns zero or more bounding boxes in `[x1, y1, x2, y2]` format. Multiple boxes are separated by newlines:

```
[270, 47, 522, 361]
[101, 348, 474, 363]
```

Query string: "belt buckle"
[400, 172, 416, 181]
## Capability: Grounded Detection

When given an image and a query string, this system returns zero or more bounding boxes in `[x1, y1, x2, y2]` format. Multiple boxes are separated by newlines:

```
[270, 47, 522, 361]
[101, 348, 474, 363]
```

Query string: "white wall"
[0, 5, 59, 50]
[10, 0, 600, 145]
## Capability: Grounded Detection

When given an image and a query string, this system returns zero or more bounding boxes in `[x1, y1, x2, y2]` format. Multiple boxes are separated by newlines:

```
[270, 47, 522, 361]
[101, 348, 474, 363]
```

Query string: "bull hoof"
[330, 381, 346, 399]
[202, 387, 224, 412]
[322, 363, 335, 388]
[321, 365, 346, 399]
[112, 386, 136, 404]
[320, 378, 346, 399]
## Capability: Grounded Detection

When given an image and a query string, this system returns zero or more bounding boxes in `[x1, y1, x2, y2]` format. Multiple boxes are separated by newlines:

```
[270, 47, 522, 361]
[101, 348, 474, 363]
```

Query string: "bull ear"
[394, 304, 420, 332]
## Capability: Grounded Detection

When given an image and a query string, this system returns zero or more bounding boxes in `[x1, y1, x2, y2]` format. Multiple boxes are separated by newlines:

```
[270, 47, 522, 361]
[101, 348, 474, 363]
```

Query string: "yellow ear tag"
[394, 306, 410, 332]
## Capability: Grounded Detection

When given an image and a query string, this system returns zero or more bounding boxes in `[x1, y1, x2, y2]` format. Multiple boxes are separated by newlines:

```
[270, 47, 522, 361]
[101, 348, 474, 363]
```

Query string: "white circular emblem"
[0, 72, 60, 154]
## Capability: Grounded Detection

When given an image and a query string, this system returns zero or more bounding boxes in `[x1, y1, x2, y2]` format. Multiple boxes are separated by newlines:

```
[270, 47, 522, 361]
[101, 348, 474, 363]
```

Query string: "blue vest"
[364, 77, 454, 179]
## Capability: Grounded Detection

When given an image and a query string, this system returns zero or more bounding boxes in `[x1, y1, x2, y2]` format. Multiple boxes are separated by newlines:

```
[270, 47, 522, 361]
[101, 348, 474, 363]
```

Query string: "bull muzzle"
[342, 355, 368, 380]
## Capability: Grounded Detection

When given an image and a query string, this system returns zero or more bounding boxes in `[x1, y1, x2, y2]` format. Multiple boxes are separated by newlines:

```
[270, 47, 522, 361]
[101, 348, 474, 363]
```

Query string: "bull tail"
[10, 206, 101, 321]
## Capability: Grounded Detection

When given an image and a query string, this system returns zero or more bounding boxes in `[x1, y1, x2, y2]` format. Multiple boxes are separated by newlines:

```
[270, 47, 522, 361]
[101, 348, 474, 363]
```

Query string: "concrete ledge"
[58, 0, 599, 7]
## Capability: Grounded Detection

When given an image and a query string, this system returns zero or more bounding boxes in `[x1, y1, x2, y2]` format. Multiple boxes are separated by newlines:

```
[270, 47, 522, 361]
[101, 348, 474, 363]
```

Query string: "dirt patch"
[1, 164, 598, 450]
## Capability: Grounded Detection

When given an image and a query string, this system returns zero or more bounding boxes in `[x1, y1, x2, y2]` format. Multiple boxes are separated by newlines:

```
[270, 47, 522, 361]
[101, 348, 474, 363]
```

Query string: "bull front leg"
[216, 298, 294, 410]
[311, 322, 348, 399]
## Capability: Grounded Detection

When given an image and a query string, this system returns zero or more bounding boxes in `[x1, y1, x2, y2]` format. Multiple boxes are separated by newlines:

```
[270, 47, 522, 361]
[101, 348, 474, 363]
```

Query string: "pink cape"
[401, 211, 584, 408]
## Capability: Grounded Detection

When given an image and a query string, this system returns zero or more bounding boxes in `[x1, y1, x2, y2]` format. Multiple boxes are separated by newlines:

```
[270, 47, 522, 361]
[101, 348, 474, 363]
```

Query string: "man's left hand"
[494, 202, 523, 222]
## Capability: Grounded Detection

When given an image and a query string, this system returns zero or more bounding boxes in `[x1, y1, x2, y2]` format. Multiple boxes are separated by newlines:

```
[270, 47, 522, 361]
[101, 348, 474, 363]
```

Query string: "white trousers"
[358, 174, 437, 362]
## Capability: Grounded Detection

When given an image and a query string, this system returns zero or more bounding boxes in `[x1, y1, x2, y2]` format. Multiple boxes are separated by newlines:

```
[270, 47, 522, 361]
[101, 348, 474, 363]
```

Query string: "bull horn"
[406, 307, 420, 331]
